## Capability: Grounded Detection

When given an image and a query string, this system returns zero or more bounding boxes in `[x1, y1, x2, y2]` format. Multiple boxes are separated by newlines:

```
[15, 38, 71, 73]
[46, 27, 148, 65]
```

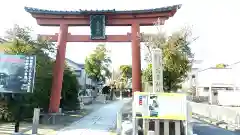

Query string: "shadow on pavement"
[0, 122, 31, 135]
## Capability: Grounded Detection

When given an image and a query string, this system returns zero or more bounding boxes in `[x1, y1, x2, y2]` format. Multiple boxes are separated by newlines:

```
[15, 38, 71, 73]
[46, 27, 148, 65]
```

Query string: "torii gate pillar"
[49, 24, 68, 113]
[131, 23, 141, 92]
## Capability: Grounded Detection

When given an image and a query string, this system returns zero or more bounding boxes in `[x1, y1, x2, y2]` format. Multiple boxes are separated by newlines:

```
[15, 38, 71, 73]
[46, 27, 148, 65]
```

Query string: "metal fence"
[189, 102, 240, 128]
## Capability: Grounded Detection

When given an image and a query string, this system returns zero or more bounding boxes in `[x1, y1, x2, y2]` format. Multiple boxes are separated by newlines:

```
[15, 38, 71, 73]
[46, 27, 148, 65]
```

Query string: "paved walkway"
[0, 99, 119, 135]
[56, 99, 129, 135]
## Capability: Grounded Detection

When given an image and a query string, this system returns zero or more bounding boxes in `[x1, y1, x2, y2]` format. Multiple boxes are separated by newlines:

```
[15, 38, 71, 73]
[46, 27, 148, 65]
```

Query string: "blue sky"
[0, 0, 240, 69]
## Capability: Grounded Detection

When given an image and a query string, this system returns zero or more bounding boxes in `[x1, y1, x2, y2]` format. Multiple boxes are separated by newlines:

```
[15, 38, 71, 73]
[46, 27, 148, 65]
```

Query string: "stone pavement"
[0, 122, 31, 135]
[0, 100, 112, 135]
[56, 98, 130, 135]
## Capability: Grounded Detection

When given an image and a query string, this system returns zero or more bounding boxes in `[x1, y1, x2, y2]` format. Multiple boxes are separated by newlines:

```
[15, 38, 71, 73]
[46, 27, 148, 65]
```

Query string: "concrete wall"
[195, 88, 240, 106]
[190, 102, 240, 127]
[218, 91, 240, 106]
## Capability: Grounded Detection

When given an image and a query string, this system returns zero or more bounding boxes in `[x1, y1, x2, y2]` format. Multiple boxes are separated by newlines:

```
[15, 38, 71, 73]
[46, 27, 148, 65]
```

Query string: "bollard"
[155, 120, 160, 135]
[143, 119, 149, 135]
[120, 91, 123, 100]
[237, 113, 240, 129]
[32, 108, 40, 134]
[80, 101, 84, 109]
[164, 120, 169, 135]
[132, 101, 137, 135]
[116, 111, 122, 134]
[175, 121, 181, 135]
[59, 108, 62, 113]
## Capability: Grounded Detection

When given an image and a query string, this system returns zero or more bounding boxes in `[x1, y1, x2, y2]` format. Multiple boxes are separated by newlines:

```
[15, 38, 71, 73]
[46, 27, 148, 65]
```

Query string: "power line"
[196, 60, 240, 73]
[227, 61, 240, 67]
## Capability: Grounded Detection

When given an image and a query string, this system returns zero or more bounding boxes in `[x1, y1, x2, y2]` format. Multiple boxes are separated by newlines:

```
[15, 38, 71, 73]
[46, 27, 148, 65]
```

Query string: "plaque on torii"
[90, 15, 106, 40]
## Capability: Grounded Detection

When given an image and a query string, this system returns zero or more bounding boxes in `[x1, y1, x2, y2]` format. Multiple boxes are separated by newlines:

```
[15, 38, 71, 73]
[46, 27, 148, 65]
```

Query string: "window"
[74, 70, 82, 77]
[203, 87, 209, 92]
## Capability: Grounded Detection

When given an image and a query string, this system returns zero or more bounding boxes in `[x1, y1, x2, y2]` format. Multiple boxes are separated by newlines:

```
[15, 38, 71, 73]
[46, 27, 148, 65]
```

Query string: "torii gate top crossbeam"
[24, 5, 181, 26]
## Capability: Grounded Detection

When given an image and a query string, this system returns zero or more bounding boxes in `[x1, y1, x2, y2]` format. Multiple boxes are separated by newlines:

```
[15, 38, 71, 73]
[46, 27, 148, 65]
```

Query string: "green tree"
[85, 44, 111, 83]
[142, 64, 153, 83]
[119, 65, 132, 79]
[142, 27, 196, 92]
[117, 65, 132, 89]
[0, 25, 79, 121]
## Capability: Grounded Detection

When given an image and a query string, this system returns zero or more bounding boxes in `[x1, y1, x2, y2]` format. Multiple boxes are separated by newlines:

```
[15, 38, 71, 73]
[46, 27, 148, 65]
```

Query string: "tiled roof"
[65, 58, 84, 69]
[24, 5, 181, 15]
[0, 38, 6, 43]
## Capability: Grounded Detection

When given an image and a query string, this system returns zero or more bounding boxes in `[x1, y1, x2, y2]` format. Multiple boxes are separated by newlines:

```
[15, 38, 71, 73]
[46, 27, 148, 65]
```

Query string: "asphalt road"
[192, 119, 240, 135]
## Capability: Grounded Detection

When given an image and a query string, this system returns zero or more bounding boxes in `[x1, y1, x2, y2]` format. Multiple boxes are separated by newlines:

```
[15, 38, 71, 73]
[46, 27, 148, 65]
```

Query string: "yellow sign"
[133, 92, 187, 120]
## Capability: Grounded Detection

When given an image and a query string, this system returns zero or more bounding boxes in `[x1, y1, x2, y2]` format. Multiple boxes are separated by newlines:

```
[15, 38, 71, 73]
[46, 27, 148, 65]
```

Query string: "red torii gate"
[24, 5, 181, 113]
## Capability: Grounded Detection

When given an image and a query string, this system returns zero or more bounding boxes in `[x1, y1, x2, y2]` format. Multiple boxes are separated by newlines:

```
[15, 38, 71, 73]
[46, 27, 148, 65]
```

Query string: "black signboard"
[0, 54, 36, 93]
[90, 15, 106, 40]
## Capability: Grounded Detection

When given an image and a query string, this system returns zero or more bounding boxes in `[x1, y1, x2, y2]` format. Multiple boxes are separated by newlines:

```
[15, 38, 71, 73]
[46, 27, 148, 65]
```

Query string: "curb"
[19, 102, 108, 135]
[20, 113, 90, 135]
[192, 114, 239, 132]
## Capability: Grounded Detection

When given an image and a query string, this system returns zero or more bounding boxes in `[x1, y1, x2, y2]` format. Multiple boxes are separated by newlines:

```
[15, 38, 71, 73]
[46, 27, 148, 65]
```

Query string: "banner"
[0, 54, 36, 93]
[133, 92, 187, 120]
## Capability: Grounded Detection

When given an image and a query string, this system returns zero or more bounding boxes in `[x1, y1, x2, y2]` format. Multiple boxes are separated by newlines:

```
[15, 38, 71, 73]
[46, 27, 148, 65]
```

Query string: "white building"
[195, 67, 235, 97]
[182, 59, 240, 97]
[194, 61, 240, 97]
[181, 60, 202, 92]
[182, 61, 240, 105]
[227, 61, 240, 88]
[65, 58, 94, 88]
